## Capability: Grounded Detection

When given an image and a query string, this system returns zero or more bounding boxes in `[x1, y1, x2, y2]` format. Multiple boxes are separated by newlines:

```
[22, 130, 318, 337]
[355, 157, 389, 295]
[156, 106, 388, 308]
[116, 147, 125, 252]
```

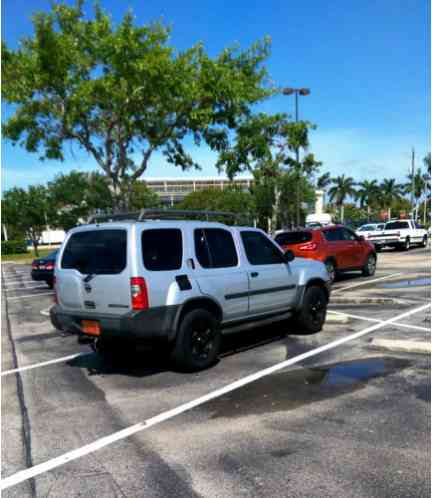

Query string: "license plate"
[82, 320, 100, 336]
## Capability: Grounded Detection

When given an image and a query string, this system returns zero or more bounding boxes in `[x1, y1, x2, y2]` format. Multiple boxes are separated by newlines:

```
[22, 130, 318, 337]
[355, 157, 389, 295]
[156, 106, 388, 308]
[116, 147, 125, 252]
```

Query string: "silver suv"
[51, 210, 331, 371]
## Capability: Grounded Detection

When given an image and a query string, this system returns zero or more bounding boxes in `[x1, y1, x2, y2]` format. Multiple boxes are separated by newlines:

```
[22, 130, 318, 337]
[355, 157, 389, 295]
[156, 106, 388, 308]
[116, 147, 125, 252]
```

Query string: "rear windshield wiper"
[83, 273, 97, 283]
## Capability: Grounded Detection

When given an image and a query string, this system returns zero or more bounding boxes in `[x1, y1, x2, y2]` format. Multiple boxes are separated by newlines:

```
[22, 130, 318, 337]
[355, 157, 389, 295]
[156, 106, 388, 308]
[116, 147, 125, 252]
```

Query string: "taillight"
[299, 242, 318, 251]
[130, 277, 149, 310]
[32, 262, 38, 269]
[53, 276, 58, 304]
[46, 263, 54, 270]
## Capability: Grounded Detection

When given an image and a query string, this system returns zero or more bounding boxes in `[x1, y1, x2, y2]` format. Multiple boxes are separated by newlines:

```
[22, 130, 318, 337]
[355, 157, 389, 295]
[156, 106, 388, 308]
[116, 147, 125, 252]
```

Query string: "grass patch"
[2, 248, 55, 264]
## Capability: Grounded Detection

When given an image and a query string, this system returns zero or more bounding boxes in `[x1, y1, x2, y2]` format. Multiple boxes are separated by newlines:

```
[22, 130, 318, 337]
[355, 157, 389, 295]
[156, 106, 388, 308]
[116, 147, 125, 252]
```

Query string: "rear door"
[341, 227, 364, 267]
[240, 229, 296, 314]
[193, 227, 249, 321]
[57, 227, 131, 315]
[322, 228, 352, 269]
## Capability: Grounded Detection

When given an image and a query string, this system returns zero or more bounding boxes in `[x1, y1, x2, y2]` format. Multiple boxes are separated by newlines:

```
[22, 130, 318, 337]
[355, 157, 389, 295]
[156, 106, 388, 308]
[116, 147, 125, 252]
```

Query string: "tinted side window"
[62, 230, 127, 274]
[142, 229, 182, 271]
[386, 221, 409, 230]
[275, 231, 312, 245]
[194, 229, 238, 269]
[342, 229, 357, 241]
[241, 231, 285, 265]
[323, 229, 343, 242]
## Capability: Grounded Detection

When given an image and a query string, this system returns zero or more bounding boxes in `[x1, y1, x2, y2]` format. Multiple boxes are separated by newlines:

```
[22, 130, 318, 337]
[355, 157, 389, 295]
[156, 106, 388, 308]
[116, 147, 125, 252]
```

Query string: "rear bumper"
[50, 304, 180, 343]
[31, 270, 53, 282]
[370, 239, 400, 246]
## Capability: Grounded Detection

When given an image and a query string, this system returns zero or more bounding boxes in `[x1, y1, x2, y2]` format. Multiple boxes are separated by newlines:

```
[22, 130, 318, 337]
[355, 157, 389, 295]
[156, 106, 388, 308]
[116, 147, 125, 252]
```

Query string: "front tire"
[293, 286, 328, 334]
[325, 260, 336, 284]
[421, 235, 427, 248]
[362, 253, 377, 276]
[171, 309, 221, 372]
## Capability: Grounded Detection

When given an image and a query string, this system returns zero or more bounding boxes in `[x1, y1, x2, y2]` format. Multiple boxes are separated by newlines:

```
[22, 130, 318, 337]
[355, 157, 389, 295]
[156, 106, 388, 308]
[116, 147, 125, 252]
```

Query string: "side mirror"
[284, 250, 295, 262]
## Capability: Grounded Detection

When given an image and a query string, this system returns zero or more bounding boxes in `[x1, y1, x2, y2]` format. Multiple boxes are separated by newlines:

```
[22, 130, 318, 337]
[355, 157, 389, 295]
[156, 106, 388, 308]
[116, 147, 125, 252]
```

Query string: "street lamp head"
[299, 88, 310, 96]
[282, 87, 294, 95]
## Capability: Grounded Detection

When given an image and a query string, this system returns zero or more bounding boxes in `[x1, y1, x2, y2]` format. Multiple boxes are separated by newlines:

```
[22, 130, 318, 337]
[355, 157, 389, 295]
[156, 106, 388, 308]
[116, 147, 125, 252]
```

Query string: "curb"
[370, 338, 431, 354]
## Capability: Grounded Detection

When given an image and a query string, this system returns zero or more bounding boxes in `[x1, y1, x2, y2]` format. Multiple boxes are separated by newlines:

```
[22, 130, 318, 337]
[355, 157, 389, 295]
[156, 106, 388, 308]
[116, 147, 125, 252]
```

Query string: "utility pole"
[411, 148, 415, 219]
[282, 87, 310, 227]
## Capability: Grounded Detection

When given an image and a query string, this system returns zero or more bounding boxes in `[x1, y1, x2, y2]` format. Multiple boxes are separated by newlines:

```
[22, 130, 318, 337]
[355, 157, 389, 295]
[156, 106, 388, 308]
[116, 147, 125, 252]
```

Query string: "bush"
[1, 240, 28, 255]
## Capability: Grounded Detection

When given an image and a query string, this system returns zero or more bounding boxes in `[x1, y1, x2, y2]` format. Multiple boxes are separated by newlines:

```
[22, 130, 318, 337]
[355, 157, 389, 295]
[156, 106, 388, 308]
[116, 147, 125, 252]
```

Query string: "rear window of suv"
[275, 231, 312, 245]
[385, 221, 409, 230]
[142, 229, 183, 271]
[62, 230, 127, 274]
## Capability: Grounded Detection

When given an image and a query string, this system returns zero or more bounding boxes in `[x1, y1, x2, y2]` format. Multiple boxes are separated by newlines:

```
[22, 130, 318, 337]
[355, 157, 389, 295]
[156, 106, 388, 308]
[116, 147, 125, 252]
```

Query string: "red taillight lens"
[32, 262, 38, 269]
[130, 277, 149, 310]
[298, 242, 318, 251]
[46, 263, 54, 270]
[53, 276, 58, 304]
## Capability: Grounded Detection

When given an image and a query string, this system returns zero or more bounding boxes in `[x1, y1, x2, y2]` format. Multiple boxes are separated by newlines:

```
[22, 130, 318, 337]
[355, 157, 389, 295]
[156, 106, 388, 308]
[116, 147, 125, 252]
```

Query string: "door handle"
[250, 272, 259, 278]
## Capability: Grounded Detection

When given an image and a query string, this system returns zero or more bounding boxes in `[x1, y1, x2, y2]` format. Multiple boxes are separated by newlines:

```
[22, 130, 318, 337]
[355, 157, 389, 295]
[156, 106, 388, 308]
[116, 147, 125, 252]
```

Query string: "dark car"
[31, 250, 58, 288]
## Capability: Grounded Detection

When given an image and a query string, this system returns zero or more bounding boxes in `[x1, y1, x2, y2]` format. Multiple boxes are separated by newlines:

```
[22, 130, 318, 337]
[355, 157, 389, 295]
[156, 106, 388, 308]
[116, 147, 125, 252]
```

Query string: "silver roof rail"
[87, 209, 250, 224]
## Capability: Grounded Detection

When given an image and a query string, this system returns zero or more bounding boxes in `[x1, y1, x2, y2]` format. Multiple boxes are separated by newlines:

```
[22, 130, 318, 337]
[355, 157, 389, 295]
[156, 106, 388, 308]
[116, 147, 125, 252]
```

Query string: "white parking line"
[327, 310, 430, 332]
[6, 283, 47, 289]
[332, 273, 402, 293]
[7, 292, 54, 301]
[1, 352, 92, 377]
[1, 303, 428, 490]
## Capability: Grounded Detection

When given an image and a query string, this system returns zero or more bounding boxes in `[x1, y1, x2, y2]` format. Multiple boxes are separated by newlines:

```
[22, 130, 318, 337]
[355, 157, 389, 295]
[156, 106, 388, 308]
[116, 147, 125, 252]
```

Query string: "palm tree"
[380, 178, 403, 221]
[317, 172, 331, 190]
[327, 175, 357, 222]
[356, 180, 379, 221]
[405, 168, 426, 221]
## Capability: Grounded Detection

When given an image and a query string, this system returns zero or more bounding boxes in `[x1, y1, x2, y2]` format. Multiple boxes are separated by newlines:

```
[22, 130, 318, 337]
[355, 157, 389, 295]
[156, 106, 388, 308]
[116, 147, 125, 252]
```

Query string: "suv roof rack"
[87, 209, 250, 224]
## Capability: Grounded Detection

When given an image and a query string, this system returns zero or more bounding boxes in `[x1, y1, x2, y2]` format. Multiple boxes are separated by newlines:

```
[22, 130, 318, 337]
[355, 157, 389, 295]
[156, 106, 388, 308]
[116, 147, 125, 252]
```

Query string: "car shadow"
[67, 321, 320, 377]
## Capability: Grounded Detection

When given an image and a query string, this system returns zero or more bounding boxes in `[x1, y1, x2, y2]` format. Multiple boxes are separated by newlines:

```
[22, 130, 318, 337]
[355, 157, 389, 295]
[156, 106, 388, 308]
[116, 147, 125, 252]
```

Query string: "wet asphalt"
[1, 247, 430, 498]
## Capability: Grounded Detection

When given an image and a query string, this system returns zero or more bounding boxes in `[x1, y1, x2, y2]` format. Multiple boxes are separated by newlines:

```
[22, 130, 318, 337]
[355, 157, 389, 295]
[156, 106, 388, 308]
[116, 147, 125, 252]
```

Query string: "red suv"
[275, 226, 377, 282]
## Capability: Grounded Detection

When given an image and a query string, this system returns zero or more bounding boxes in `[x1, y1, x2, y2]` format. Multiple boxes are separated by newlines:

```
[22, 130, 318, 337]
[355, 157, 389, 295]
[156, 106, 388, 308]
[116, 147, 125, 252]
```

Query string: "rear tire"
[362, 253, 377, 276]
[293, 286, 328, 334]
[421, 235, 427, 248]
[171, 309, 221, 372]
[402, 237, 410, 251]
[47, 280, 54, 289]
[325, 260, 336, 284]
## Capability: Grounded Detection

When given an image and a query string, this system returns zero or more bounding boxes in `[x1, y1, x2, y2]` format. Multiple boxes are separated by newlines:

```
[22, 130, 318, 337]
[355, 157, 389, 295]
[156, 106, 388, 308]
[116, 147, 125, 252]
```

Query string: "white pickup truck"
[367, 219, 428, 251]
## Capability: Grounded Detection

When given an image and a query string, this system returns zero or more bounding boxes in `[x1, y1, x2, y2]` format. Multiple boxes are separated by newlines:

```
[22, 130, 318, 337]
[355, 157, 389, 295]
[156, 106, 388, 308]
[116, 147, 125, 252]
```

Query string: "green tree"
[356, 180, 379, 221]
[405, 168, 426, 220]
[380, 178, 403, 221]
[2, 1, 272, 210]
[328, 175, 357, 223]
[215, 112, 321, 230]
[128, 182, 161, 210]
[179, 187, 253, 223]
[2, 186, 51, 255]
[48, 170, 113, 230]
[317, 172, 331, 190]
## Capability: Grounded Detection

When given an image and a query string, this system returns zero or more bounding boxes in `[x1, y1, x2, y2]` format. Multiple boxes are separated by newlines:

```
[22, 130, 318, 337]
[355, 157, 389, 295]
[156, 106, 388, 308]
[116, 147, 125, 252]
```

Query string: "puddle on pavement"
[206, 357, 411, 419]
[380, 278, 431, 289]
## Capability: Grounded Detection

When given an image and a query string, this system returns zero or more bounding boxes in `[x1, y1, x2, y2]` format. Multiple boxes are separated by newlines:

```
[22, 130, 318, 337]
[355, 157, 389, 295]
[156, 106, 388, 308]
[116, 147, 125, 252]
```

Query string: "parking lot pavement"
[1, 249, 430, 497]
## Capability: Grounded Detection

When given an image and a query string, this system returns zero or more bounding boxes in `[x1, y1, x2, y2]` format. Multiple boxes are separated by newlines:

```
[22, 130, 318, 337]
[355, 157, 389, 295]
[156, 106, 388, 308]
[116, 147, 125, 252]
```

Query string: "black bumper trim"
[50, 304, 180, 343]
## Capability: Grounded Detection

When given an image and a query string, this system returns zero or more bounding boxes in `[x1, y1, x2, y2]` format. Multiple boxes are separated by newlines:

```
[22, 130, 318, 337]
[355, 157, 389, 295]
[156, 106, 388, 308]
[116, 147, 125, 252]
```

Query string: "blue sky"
[2, 0, 430, 191]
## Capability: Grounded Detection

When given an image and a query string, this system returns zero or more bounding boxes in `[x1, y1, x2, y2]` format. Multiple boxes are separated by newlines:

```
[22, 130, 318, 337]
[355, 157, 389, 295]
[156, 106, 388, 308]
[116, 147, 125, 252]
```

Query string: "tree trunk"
[387, 207, 391, 221]
[271, 184, 280, 233]
[424, 198, 427, 226]
[33, 239, 39, 257]
[367, 205, 371, 221]
[340, 204, 344, 223]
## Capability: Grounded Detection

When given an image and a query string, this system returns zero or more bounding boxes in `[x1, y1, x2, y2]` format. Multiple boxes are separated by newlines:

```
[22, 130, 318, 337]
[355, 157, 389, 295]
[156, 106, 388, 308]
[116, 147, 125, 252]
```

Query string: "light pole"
[282, 87, 310, 227]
